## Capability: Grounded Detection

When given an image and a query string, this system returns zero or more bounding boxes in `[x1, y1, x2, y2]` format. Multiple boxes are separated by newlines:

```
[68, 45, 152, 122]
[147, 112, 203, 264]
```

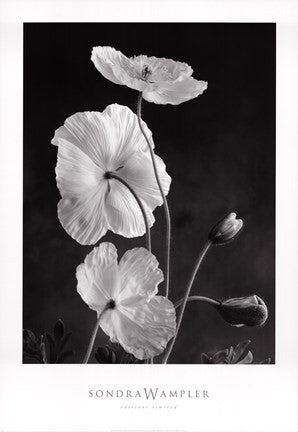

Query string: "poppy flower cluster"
[50, 45, 269, 364]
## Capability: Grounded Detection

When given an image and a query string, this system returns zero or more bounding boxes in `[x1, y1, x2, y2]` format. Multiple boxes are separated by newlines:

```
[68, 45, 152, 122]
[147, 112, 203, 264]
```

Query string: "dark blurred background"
[23, 23, 275, 364]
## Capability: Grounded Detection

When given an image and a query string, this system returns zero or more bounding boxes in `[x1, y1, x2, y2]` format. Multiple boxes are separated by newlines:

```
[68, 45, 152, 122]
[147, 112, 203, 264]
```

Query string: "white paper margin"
[0, 1, 298, 431]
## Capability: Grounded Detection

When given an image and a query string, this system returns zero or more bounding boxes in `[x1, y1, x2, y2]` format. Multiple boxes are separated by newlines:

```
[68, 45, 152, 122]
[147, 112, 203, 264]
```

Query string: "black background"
[24, 23, 275, 363]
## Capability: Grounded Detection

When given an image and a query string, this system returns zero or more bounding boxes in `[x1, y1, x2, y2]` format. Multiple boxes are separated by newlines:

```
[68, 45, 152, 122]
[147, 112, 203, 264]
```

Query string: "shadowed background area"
[24, 23, 275, 363]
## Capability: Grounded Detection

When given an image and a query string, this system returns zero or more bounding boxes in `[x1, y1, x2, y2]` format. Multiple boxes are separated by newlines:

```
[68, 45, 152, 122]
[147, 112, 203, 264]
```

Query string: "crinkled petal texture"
[76, 243, 120, 314]
[101, 296, 176, 360]
[143, 78, 208, 105]
[52, 104, 171, 245]
[91, 46, 207, 105]
[90, 46, 128, 86]
[76, 244, 176, 360]
[91, 46, 148, 92]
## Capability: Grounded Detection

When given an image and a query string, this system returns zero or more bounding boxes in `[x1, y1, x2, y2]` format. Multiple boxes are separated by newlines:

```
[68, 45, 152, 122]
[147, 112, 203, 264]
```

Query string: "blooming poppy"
[76, 242, 176, 360]
[52, 104, 171, 245]
[91, 46, 207, 105]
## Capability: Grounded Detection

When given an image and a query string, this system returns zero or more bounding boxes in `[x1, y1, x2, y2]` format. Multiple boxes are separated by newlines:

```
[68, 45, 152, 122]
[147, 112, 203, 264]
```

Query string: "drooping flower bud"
[208, 212, 243, 245]
[218, 295, 268, 327]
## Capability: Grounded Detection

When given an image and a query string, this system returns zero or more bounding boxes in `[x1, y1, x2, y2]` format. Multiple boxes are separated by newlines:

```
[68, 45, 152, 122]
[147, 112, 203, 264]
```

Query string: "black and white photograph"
[1, 1, 298, 431]
[23, 23, 275, 365]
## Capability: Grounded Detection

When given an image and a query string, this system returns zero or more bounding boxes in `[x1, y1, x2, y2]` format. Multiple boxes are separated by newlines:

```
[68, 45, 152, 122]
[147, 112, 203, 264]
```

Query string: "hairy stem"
[162, 241, 212, 364]
[137, 92, 171, 298]
[174, 295, 220, 309]
[83, 308, 108, 364]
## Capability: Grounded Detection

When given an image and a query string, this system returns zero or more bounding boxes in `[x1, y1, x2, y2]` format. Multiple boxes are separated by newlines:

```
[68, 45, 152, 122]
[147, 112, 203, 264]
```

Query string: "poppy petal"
[103, 104, 153, 164]
[76, 243, 119, 313]
[119, 149, 171, 210]
[52, 106, 152, 170]
[117, 247, 163, 302]
[143, 77, 208, 105]
[105, 178, 155, 238]
[52, 104, 170, 243]
[56, 140, 109, 244]
[100, 296, 176, 360]
[91, 46, 129, 85]
[52, 111, 115, 170]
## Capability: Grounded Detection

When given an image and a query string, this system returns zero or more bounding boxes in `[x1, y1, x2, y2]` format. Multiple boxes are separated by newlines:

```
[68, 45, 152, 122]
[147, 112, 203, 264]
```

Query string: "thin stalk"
[83, 308, 108, 364]
[137, 92, 171, 298]
[108, 172, 151, 252]
[162, 240, 212, 364]
[175, 296, 220, 309]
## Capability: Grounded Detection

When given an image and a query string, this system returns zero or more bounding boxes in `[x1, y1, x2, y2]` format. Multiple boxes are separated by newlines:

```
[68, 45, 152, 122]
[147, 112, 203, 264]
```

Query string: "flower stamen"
[104, 171, 112, 180]
[107, 299, 116, 309]
[142, 65, 152, 81]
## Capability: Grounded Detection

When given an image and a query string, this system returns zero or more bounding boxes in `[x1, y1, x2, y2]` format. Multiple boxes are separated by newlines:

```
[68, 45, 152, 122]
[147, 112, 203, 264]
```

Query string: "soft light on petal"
[103, 104, 153, 164]
[119, 149, 171, 210]
[52, 106, 152, 172]
[117, 247, 163, 302]
[91, 46, 129, 85]
[91, 46, 207, 105]
[56, 140, 109, 245]
[105, 179, 155, 238]
[52, 111, 115, 170]
[52, 104, 171, 244]
[143, 78, 208, 105]
[76, 243, 119, 313]
[77, 244, 176, 360]
[143, 56, 193, 83]
[100, 296, 176, 360]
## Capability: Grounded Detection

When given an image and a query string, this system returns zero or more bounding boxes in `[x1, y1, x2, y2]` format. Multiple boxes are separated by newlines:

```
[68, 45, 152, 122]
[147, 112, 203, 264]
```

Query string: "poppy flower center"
[104, 166, 124, 180]
[142, 65, 152, 81]
[104, 171, 112, 180]
[107, 299, 116, 309]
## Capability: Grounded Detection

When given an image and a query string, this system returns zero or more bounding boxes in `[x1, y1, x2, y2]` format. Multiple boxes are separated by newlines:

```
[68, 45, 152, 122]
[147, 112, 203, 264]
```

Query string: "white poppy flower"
[91, 46, 207, 105]
[51, 104, 171, 245]
[76, 242, 176, 360]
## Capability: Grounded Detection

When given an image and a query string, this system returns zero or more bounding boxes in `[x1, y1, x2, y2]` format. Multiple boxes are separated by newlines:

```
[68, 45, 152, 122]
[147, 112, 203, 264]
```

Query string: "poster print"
[23, 23, 275, 366]
[1, 0, 298, 426]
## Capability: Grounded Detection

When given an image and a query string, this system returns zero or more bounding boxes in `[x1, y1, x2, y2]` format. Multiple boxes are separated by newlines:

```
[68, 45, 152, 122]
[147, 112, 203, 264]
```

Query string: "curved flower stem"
[137, 92, 171, 298]
[174, 296, 220, 309]
[110, 173, 154, 365]
[108, 172, 151, 252]
[162, 240, 212, 364]
[83, 307, 109, 364]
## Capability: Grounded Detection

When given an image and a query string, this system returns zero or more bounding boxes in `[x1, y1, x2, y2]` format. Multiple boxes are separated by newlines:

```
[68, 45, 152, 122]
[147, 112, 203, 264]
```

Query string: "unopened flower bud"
[208, 212, 243, 245]
[218, 295, 268, 327]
